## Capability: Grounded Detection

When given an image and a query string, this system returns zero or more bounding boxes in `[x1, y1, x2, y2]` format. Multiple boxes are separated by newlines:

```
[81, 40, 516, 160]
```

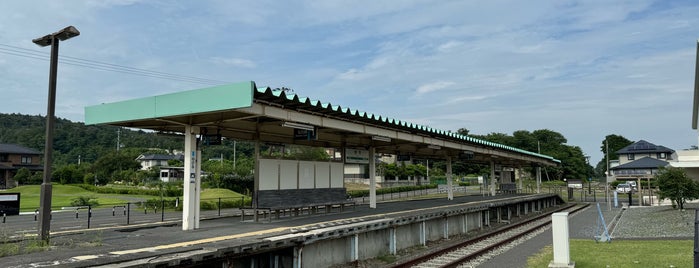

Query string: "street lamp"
[33, 25, 80, 242]
[585, 155, 591, 194]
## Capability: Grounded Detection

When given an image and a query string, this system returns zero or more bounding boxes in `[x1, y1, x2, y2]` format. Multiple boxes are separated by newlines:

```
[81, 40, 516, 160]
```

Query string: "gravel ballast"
[612, 203, 698, 239]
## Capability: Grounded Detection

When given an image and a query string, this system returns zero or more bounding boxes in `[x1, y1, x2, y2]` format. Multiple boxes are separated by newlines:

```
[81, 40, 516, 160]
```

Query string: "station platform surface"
[1, 193, 561, 267]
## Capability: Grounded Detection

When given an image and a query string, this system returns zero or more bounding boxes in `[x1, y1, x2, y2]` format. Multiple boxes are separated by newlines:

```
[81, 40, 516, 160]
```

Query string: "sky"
[1, 0, 698, 165]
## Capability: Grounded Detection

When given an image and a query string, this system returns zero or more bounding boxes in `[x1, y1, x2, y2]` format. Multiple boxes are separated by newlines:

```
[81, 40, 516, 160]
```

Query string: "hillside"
[0, 113, 184, 165]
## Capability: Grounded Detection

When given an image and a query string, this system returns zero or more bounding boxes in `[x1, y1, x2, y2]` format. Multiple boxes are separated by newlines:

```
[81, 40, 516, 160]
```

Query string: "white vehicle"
[616, 183, 633, 194]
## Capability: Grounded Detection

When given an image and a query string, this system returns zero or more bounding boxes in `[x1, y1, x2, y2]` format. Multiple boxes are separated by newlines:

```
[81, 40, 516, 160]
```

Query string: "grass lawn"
[527, 239, 691, 267]
[1, 185, 244, 212]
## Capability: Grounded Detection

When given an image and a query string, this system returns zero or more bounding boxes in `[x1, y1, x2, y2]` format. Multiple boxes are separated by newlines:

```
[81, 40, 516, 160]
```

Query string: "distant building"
[159, 167, 184, 183]
[135, 154, 185, 183]
[610, 140, 674, 182]
[668, 149, 699, 180]
[0, 143, 43, 188]
[135, 154, 184, 171]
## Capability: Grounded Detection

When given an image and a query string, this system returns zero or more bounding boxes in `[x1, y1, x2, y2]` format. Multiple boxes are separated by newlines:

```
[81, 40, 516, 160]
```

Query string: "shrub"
[70, 196, 99, 207]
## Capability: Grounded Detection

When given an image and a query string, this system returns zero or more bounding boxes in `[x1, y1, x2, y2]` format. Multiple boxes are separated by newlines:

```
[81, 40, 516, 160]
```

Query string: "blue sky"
[1, 0, 698, 166]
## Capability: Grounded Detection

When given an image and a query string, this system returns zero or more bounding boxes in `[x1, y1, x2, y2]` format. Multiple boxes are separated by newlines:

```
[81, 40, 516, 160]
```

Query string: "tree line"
[3, 113, 604, 191]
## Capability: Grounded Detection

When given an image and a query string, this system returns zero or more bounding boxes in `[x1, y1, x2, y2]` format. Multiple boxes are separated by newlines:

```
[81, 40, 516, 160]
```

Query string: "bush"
[75, 184, 183, 197]
[347, 184, 437, 198]
[70, 196, 99, 207]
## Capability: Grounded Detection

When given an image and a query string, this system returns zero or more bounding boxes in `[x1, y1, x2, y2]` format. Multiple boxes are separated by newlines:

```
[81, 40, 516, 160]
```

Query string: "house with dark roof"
[135, 154, 184, 171]
[610, 140, 675, 183]
[0, 143, 42, 188]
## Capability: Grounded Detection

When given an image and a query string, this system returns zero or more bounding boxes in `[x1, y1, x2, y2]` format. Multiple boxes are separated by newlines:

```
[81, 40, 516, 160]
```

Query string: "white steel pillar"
[194, 144, 202, 229]
[293, 246, 303, 268]
[183, 125, 200, 230]
[389, 227, 397, 255]
[447, 156, 453, 200]
[490, 160, 496, 196]
[420, 221, 426, 246]
[350, 234, 359, 261]
[369, 146, 377, 209]
[536, 166, 542, 194]
[517, 166, 523, 192]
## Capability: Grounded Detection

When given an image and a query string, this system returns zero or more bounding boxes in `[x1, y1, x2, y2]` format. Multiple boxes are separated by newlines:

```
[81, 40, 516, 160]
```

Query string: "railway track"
[391, 203, 589, 268]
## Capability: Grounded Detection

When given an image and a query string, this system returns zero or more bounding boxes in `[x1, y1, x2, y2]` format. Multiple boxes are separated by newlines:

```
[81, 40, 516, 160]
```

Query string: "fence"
[0, 196, 252, 235]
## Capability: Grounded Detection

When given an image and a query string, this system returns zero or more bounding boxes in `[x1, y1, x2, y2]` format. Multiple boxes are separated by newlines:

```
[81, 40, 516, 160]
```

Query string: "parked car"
[616, 183, 633, 194]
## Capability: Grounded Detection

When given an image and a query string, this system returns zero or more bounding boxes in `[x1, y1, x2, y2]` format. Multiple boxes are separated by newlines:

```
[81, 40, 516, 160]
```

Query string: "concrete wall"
[358, 229, 390, 259]
[425, 218, 446, 241]
[395, 223, 421, 251]
[447, 215, 462, 237]
[302, 236, 351, 268]
[291, 196, 560, 267]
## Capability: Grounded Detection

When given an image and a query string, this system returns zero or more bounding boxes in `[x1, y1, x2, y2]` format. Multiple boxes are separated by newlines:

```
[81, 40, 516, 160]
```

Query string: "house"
[610, 140, 674, 183]
[0, 143, 43, 188]
[668, 149, 699, 180]
[135, 154, 184, 171]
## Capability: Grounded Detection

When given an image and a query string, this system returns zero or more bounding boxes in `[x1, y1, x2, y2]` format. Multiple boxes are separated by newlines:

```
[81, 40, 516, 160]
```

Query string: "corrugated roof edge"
[254, 84, 559, 164]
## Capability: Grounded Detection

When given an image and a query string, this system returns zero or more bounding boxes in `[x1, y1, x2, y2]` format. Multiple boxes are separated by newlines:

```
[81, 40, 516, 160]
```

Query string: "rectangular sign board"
[345, 148, 369, 164]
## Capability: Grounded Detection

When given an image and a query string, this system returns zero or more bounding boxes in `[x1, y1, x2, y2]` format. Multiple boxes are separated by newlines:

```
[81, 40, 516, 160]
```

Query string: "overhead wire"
[0, 43, 230, 85]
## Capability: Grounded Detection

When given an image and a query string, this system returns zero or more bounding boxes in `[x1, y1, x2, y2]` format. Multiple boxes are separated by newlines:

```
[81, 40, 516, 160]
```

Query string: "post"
[161, 199, 165, 222]
[694, 209, 699, 268]
[369, 146, 377, 209]
[490, 160, 496, 196]
[447, 156, 453, 200]
[536, 166, 542, 194]
[550, 212, 574, 267]
[87, 205, 91, 229]
[127, 202, 130, 225]
[183, 125, 200, 230]
[37, 37, 59, 243]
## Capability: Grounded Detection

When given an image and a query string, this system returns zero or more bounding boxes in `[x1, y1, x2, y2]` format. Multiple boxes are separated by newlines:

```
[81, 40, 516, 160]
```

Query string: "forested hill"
[0, 113, 183, 165]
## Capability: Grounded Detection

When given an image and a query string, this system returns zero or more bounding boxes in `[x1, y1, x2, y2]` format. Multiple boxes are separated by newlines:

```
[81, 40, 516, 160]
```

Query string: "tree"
[655, 167, 699, 210]
[595, 134, 633, 177]
[13, 167, 31, 185]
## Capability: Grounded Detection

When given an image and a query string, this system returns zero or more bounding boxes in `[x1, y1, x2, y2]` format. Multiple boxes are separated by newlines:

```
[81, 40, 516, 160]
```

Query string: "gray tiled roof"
[0, 143, 41, 155]
[611, 157, 669, 170]
[616, 140, 674, 154]
[136, 154, 184, 161]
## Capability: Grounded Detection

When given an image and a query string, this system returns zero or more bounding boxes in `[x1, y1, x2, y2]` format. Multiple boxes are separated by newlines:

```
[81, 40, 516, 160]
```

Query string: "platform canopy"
[85, 81, 559, 167]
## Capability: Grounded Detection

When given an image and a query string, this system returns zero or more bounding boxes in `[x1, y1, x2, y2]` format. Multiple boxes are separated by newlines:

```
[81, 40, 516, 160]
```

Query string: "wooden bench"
[240, 200, 356, 223]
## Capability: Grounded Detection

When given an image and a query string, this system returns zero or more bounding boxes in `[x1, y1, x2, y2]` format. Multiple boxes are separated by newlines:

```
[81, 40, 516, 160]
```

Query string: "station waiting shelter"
[84, 81, 559, 231]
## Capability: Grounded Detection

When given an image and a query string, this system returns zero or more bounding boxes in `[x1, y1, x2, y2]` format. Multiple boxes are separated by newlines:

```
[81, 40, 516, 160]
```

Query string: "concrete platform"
[1, 193, 560, 268]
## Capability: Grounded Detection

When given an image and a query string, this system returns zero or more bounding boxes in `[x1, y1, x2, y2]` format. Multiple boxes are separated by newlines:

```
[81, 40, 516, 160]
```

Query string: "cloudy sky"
[1, 0, 698, 164]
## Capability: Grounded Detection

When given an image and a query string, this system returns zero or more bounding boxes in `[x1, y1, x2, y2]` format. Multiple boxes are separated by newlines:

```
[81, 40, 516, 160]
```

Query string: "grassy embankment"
[527, 239, 691, 267]
[2, 185, 244, 212]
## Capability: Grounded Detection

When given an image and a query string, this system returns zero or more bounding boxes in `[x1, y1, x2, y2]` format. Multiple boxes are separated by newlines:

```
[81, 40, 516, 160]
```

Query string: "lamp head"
[32, 26, 80, 47]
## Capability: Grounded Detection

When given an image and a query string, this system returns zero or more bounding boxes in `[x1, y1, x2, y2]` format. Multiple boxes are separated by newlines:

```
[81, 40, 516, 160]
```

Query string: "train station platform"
[2, 193, 563, 268]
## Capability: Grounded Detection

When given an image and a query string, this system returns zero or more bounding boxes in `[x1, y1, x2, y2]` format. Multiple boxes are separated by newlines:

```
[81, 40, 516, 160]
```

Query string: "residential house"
[135, 154, 184, 171]
[610, 140, 674, 184]
[0, 143, 42, 188]
[135, 154, 185, 182]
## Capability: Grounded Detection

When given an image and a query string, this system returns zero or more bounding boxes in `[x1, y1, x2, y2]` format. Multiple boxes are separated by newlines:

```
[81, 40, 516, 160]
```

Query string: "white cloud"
[209, 57, 257, 68]
[1, 0, 698, 165]
[415, 81, 455, 95]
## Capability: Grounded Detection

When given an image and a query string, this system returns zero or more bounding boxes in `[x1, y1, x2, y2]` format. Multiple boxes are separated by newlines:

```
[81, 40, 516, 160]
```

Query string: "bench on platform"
[240, 188, 356, 222]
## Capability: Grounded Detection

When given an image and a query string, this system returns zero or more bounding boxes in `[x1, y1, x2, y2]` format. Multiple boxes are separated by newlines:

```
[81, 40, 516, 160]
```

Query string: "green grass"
[200, 188, 245, 200]
[1, 185, 244, 212]
[527, 239, 691, 268]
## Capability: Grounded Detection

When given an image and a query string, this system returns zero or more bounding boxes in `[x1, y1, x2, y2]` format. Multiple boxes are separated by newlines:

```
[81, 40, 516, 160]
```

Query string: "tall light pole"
[585, 155, 591, 194]
[33, 26, 80, 242]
